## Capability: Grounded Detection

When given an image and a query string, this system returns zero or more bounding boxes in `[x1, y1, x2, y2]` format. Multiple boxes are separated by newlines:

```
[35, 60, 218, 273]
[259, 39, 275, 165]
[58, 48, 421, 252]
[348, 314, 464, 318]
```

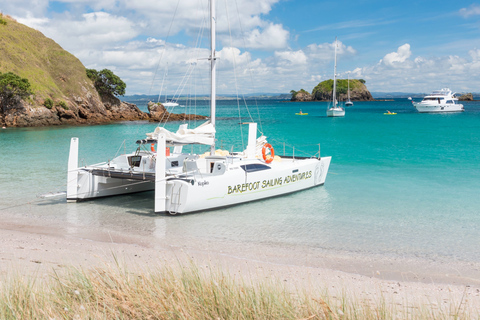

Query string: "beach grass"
[0, 260, 475, 319]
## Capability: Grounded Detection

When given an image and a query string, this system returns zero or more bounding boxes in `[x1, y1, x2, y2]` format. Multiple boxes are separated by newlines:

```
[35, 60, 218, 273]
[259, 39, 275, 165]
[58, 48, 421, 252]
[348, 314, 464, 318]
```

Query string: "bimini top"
[145, 121, 215, 146]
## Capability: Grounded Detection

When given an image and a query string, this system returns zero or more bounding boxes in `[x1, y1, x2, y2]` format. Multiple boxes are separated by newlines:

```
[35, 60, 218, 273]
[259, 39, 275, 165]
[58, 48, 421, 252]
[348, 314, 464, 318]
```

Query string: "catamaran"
[326, 37, 345, 117]
[66, 0, 331, 215]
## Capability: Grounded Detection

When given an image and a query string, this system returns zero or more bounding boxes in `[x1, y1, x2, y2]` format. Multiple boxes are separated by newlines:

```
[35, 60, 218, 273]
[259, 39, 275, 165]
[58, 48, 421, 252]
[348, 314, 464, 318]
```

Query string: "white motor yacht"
[413, 88, 464, 113]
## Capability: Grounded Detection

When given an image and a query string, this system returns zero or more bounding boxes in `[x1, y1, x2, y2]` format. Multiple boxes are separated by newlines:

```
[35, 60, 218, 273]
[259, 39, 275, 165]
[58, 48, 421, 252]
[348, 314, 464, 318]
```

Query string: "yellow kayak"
[384, 112, 397, 115]
[295, 113, 308, 115]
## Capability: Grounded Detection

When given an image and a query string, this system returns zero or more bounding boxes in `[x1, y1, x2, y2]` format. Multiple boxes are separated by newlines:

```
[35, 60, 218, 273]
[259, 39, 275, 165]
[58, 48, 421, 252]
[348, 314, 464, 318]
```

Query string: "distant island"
[291, 79, 374, 102]
[0, 14, 205, 128]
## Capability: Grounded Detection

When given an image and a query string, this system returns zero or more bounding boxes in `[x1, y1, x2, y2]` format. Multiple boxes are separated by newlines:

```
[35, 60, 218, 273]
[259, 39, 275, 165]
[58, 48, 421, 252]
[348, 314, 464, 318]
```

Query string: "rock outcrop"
[291, 91, 313, 102]
[458, 93, 473, 101]
[148, 102, 207, 122]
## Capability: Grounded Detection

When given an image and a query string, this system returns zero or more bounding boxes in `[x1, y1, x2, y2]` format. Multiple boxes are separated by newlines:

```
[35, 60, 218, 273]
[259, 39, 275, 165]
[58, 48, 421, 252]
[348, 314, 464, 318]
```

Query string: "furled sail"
[146, 121, 215, 146]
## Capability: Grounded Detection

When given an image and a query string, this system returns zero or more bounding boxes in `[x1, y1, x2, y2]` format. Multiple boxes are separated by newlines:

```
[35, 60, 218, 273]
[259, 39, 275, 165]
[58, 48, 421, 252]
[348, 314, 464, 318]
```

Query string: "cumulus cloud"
[0, 0, 49, 17]
[18, 11, 138, 53]
[353, 43, 480, 92]
[380, 43, 412, 67]
[274, 50, 308, 66]
[459, 4, 480, 18]
[239, 23, 289, 50]
[306, 40, 357, 62]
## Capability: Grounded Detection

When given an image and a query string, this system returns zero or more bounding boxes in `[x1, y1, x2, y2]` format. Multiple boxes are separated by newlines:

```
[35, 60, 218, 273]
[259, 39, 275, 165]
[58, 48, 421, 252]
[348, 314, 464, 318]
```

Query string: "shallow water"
[1, 99, 480, 283]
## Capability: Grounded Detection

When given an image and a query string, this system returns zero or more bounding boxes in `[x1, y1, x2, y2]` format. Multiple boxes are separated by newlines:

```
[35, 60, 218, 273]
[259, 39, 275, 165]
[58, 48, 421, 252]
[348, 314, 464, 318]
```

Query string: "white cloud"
[239, 23, 289, 50]
[18, 11, 138, 53]
[0, 0, 49, 17]
[459, 4, 480, 18]
[354, 44, 480, 92]
[274, 50, 308, 66]
[306, 40, 357, 62]
[380, 43, 412, 67]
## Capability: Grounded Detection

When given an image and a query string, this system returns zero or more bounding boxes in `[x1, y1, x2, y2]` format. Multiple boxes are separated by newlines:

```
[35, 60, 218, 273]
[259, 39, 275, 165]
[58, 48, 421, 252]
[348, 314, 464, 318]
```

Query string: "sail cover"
[146, 121, 215, 146]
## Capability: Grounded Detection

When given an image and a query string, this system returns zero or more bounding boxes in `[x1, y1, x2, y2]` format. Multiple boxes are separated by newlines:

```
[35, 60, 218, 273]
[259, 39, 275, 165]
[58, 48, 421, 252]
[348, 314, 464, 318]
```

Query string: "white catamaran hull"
[67, 138, 331, 214]
[164, 157, 331, 214]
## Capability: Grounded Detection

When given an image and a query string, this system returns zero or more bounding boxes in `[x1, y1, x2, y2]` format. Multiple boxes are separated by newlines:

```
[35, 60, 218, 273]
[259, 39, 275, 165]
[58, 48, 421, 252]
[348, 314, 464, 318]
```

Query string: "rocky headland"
[0, 14, 206, 128]
[291, 79, 374, 102]
[458, 93, 474, 101]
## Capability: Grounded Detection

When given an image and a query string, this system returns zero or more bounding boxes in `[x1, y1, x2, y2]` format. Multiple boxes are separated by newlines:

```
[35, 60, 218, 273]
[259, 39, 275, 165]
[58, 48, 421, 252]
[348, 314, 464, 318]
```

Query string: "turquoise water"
[1, 99, 480, 276]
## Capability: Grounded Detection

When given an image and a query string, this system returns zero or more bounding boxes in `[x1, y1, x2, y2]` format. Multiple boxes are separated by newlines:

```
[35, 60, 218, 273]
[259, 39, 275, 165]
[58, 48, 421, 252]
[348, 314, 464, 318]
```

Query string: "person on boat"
[299, 109, 303, 114]
[386, 110, 392, 114]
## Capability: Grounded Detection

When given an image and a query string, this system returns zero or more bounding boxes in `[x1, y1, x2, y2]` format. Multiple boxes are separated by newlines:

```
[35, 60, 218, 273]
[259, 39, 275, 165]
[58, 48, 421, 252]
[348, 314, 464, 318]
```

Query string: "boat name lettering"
[198, 180, 209, 186]
[228, 181, 261, 194]
[227, 171, 312, 194]
[283, 171, 312, 184]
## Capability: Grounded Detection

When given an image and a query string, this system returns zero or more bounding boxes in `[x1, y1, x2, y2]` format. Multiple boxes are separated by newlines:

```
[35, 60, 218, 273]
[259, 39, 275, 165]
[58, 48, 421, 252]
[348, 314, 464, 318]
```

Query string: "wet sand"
[1, 210, 480, 313]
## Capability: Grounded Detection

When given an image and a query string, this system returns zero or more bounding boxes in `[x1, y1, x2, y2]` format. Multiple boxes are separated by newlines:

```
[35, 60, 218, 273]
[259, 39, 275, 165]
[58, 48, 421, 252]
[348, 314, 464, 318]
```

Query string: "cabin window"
[240, 163, 271, 172]
[128, 155, 142, 167]
[446, 100, 453, 104]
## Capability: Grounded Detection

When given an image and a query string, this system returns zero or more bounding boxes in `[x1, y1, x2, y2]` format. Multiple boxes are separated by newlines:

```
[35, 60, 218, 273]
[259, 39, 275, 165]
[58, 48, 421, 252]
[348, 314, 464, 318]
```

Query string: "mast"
[209, 0, 217, 155]
[332, 37, 337, 107]
[347, 72, 350, 100]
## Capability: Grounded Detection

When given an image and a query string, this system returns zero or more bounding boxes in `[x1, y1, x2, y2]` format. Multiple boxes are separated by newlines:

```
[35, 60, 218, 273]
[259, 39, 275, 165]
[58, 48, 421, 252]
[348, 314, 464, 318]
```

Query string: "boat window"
[128, 155, 142, 167]
[240, 163, 271, 172]
[446, 100, 453, 104]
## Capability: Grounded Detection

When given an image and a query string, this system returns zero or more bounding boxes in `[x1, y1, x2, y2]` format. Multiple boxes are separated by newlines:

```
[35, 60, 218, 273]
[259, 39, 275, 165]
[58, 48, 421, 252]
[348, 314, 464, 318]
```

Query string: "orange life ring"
[151, 143, 156, 152]
[262, 143, 274, 164]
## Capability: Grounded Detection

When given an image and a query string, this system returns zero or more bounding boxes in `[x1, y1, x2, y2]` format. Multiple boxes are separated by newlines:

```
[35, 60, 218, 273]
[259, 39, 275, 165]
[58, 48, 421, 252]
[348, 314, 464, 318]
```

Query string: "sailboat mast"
[332, 37, 338, 106]
[210, 0, 217, 155]
[347, 73, 350, 100]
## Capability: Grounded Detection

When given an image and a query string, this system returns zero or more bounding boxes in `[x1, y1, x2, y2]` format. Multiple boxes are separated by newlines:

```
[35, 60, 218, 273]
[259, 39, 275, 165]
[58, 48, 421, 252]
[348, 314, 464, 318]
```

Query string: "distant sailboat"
[345, 73, 353, 107]
[326, 37, 345, 117]
[160, 64, 180, 107]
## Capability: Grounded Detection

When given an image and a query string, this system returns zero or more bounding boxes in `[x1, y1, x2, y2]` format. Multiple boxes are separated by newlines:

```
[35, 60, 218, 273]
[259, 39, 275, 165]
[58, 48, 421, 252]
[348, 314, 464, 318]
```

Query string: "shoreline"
[1, 212, 479, 311]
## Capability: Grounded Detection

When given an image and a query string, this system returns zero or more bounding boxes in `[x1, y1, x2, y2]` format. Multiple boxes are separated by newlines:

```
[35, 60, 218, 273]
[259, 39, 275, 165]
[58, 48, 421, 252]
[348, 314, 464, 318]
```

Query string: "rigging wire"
[234, 0, 264, 136]
[223, 0, 245, 150]
[148, 0, 181, 96]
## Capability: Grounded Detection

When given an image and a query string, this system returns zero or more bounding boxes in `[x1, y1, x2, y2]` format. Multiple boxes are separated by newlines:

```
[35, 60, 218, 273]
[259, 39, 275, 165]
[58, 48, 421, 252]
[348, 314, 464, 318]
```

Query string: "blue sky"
[1, 0, 479, 95]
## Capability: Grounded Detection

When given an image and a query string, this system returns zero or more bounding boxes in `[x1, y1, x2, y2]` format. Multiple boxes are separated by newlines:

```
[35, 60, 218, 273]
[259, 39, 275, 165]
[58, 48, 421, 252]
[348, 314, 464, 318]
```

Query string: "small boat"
[295, 111, 308, 115]
[412, 88, 464, 113]
[326, 37, 345, 117]
[162, 99, 179, 107]
[384, 112, 397, 115]
[345, 73, 353, 107]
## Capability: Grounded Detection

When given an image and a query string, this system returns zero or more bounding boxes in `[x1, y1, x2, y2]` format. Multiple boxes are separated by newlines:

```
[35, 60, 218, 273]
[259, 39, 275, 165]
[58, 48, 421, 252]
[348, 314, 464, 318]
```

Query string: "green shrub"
[58, 100, 68, 110]
[0, 16, 7, 26]
[43, 98, 53, 109]
[0, 72, 33, 119]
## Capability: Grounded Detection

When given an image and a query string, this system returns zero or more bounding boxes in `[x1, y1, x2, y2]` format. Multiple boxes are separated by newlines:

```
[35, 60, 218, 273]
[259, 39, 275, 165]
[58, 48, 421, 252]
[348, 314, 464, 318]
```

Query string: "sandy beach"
[1, 209, 479, 315]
